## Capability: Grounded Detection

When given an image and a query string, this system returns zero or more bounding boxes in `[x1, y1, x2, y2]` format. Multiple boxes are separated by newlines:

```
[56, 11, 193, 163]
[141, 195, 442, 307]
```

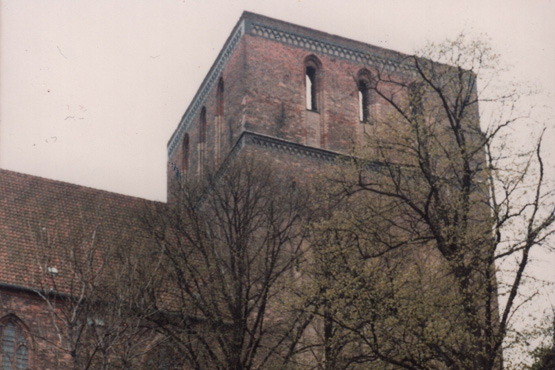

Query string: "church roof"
[0, 169, 158, 294]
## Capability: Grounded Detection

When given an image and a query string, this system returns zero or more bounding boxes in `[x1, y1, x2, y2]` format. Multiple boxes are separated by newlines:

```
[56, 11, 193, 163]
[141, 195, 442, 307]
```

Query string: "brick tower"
[166, 12, 424, 193]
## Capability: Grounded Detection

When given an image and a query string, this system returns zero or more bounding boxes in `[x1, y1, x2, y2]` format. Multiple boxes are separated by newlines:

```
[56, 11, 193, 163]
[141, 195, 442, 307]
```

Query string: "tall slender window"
[198, 107, 207, 175]
[215, 77, 224, 163]
[357, 70, 373, 124]
[304, 56, 321, 112]
[216, 78, 224, 117]
[358, 81, 370, 123]
[306, 66, 317, 111]
[1, 320, 29, 370]
[182, 134, 189, 171]
[358, 90, 364, 122]
[409, 82, 424, 119]
[199, 107, 206, 143]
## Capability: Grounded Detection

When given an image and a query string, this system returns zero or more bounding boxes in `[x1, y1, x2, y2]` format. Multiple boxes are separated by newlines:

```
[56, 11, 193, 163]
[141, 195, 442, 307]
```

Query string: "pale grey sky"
[1, 0, 555, 361]
[2, 0, 554, 201]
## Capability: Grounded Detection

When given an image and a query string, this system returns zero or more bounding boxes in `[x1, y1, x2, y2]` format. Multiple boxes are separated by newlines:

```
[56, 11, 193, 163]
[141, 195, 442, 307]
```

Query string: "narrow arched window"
[216, 78, 224, 117]
[199, 107, 206, 143]
[408, 82, 424, 118]
[304, 56, 321, 112]
[358, 80, 370, 123]
[357, 70, 373, 124]
[0, 320, 29, 370]
[306, 66, 317, 111]
[182, 134, 189, 171]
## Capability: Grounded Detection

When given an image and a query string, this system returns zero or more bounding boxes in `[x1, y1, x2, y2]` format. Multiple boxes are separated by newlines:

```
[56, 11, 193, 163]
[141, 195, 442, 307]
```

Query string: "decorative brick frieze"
[247, 22, 414, 76]
[240, 131, 341, 162]
[214, 131, 387, 179]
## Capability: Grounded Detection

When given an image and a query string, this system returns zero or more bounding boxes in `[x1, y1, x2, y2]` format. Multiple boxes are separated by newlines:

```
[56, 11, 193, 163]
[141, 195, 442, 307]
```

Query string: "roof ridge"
[0, 168, 163, 204]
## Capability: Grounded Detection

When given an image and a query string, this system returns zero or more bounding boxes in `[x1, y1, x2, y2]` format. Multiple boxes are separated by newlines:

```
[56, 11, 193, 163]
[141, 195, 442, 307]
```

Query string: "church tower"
[166, 12, 422, 196]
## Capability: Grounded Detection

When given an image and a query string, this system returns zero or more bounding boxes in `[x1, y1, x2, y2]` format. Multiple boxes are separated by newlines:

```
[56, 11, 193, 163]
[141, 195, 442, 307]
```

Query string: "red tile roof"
[0, 169, 160, 293]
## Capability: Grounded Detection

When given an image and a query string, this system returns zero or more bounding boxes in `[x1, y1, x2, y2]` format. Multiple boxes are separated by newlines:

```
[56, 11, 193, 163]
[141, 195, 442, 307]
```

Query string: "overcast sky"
[1, 0, 555, 359]
[2, 0, 554, 201]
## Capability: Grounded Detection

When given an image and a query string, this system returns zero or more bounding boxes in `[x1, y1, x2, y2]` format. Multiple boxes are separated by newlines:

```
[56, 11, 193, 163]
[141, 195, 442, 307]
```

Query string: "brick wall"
[0, 288, 70, 370]
[166, 13, 419, 198]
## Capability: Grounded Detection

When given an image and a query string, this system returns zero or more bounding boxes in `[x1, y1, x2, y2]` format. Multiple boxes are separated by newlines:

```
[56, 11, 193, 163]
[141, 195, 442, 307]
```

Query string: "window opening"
[409, 83, 424, 118]
[216, 78, 224, 117]
[182, 134, 189, 171]
[1, 321, 28, 370]
[306, 66, 317, 111]
[358, 90, 364, 122]
[358, 81, 371, 123]
[199, 107, 206, 143]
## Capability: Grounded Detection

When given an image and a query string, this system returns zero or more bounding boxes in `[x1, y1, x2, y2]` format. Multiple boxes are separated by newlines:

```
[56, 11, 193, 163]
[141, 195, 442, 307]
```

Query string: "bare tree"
[309, 35, 555, 369]
[137, 155, 313, 369]
[31, 204, 152, 370]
